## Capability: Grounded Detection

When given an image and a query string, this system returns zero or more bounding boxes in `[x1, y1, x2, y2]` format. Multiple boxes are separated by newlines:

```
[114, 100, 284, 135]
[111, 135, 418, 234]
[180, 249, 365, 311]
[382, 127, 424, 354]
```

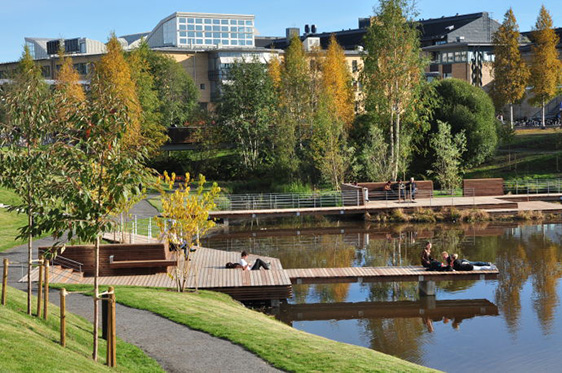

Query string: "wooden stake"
[60, 288, 67, 347]
[37, 257, 44, 316]
[106, 286, 117, 367]
[1, 258, 8, 305]
[43, 260, 49, 320]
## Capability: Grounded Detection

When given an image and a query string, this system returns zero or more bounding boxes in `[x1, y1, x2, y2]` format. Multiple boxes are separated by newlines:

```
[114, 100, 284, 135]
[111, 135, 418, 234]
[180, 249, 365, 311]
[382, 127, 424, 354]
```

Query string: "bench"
[40, 243, 174, 277]
[463, 178, 504, 196]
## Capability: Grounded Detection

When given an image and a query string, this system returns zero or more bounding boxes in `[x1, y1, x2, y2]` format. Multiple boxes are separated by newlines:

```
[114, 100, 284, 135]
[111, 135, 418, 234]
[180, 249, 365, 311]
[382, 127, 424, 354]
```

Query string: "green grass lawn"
[0, 286, 163, 372]
[54, 285, 436, 373]
[0, 187, 26, 252]
[465, 129, 562, 181]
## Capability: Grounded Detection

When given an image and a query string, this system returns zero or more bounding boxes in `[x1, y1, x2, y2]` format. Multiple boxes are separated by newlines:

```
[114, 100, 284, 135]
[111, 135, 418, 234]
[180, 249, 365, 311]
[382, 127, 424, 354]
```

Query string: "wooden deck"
[284, 265, 499, 285]
[209, 194, 562, 220]
[22, 246, 292, 301]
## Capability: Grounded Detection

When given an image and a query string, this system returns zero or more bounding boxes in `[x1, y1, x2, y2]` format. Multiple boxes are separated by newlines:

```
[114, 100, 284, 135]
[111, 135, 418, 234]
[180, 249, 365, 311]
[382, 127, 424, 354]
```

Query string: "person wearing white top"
[240, 251, 270, 270]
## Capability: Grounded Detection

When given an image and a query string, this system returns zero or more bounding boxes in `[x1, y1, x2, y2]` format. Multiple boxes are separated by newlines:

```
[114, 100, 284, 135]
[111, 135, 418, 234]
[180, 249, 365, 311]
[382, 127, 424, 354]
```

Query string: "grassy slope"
[0, 286, 163, 372]
[0, 187, 26, 252]
[466, 129, 562, 181]
[55, 285, 436, 373]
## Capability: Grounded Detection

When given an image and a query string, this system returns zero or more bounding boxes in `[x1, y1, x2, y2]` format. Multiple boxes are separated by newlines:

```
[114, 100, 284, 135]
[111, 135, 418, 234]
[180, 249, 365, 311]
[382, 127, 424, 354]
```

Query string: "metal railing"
[214, 190, 363, 211]
[52, 255, 83, 273]
[504, 179, 562, 195]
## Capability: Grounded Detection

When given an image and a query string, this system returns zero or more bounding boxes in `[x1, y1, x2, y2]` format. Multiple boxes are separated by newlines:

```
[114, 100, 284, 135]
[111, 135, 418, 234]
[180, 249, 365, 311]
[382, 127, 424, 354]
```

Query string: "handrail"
[52, 255, 83, 273]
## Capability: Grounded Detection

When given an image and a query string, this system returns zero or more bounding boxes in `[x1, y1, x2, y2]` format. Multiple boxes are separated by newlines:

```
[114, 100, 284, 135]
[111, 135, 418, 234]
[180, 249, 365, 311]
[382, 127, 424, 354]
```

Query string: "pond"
[203, 220, 562, 372]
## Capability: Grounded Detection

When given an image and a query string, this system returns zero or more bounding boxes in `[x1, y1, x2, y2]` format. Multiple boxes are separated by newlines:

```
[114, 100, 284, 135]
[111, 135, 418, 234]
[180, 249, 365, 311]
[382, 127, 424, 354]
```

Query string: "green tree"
[491, 8, 530, 128]
[218, 59, 277, 174]
[529, 5, 562, 128]
[142, 46, 199, 128]
[48, 37, 151, 360]
[361, 126, 392, 182]
[277, 35, 314, 179]
[429, 121, 467, 191]
[0, 47, 54, 315]
[157, 172, 220, 292]
[362, 0, 428, 180]
[127, 42, 167, 156]
[321, 34, 355, 129]
[432, 78, 497, 167]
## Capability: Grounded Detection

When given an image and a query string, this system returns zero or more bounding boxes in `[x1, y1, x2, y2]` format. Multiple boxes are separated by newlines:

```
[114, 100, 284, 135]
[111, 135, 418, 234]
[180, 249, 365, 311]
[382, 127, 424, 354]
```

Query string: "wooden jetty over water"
[23, 236, 498, 301]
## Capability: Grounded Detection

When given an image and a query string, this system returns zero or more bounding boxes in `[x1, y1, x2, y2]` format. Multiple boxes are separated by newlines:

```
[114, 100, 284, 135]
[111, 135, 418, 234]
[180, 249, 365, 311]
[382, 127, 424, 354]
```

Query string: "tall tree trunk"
[389, 111, 395, 180]
[542, 100, 546, 128]
[27, 213, 32, 315]
[93, 235, 99, 361]
[510, 104, 514, 129]
[394, 112, 401, 181]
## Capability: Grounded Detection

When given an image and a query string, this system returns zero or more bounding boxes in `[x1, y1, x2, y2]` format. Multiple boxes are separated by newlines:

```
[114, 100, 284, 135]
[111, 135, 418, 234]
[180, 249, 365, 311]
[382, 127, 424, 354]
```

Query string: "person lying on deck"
[451, 254, 495, 271]
[240, 251, 270, 270]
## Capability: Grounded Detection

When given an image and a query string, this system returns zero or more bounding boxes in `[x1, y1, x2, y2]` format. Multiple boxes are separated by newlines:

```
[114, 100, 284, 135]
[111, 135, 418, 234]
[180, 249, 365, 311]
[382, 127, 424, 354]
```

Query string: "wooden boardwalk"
[284, 265, 498, 285]
[209, 194, 562, 220]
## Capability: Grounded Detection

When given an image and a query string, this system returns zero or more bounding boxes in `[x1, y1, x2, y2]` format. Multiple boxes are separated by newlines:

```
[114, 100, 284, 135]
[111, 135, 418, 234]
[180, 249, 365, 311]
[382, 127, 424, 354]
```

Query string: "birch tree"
[362, 0, 427, 180]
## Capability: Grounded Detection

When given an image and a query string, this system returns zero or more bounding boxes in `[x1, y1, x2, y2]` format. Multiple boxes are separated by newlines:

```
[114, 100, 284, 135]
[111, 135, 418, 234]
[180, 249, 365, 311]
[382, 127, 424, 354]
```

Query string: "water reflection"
[205, 221, 562, 371]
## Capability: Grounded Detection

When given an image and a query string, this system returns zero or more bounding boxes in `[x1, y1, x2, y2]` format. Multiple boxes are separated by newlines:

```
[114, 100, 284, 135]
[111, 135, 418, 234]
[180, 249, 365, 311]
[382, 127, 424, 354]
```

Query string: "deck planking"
[284, 266, 498, 285]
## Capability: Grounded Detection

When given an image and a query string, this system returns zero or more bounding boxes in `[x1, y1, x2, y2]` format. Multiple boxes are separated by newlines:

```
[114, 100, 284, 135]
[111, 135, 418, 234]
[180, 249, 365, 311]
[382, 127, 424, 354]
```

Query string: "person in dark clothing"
[421, 241, 433, 268]
[240, 250, 270, 270]
[451, 253, 492, 271]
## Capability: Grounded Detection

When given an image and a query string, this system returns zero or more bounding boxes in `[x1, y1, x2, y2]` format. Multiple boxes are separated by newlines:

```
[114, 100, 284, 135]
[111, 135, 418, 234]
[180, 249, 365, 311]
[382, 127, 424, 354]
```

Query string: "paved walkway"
[2, 239, 280, 373]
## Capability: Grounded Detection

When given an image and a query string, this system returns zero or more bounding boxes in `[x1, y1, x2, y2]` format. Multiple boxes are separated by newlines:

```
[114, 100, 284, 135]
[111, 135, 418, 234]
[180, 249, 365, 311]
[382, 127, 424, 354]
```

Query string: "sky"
[1, 0, 561, 63]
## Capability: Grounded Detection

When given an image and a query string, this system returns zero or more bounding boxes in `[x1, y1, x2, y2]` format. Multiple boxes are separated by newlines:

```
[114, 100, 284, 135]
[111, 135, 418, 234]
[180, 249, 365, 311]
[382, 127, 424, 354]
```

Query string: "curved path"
[2, 239, 281, 373]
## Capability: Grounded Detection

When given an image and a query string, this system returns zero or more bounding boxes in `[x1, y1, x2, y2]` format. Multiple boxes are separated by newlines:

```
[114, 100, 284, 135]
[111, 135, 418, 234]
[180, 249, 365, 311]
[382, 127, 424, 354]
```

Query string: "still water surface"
[204, 221, 562, 372]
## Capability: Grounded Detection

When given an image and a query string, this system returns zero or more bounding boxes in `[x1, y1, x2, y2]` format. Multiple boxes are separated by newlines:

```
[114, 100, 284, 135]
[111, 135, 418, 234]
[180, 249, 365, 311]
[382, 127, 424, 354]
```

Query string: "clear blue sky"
[1, 0, 560, 63]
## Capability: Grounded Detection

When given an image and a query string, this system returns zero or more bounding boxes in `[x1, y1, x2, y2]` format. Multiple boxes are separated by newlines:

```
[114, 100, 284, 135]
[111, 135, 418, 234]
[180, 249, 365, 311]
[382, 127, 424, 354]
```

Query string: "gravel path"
[2, 239, 281, 373]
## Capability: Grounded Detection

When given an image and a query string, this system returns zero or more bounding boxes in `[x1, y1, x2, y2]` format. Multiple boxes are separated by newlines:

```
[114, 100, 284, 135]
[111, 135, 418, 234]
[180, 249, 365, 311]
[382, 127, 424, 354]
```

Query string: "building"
[0, 12, 280, 109]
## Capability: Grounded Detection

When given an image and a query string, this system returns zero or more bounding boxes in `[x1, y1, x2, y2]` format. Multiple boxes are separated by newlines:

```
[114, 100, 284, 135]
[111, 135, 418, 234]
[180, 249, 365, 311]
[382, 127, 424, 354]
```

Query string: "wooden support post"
[106, 286, 117, 367]
[43, 260, 50, 320]
[2, 258, 8, 305]
[60, 288, 67, 347]
[37, 257, 44, 316]
[419, 280, 436, 296]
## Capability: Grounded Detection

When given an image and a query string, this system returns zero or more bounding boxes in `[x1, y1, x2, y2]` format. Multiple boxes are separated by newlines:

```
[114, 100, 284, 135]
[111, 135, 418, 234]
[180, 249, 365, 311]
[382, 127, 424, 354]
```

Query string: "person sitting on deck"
[451, 254, 494, 271]
[421, 241, 433, 268]
[383, 180, 392, 199]
[240, 250, 270, 270]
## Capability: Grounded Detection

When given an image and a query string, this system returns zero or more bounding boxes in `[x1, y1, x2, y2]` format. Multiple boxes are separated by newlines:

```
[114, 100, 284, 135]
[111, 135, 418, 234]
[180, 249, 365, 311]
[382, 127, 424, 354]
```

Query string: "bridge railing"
[504, 179, 562, 195]
[214, 190, 362, 211]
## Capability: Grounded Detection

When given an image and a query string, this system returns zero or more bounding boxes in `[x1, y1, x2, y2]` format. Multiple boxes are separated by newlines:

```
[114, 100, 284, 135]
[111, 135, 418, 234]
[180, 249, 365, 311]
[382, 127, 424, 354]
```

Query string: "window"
[221, 19, 228, 24]
[41, 65, 51, 78]
[195, 18, 202, 24]
[204, 19, 211, 24]
[221, 26, 228, 31]
[221, 33, 228, 38]
[179, 17, 186, 23]
[352, 60, 358, 72]
[187, 25, 194, 30]
[179, 24, 186, 30]
[205, 25, 212, 31]
[213, 19, 220, 24]
[187, 18, 194, 23]
[180, 31, 187, 37]
[246, 20, 252, 25]
[180, 38, 187, 44]
[200, 83, 206, 90]
[188, 32, 195, 37]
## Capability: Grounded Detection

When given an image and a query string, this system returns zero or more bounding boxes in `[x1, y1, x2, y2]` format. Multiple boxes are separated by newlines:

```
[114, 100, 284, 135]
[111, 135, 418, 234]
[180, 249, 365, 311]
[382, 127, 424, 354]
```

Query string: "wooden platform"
[23, 246, 292, 301]
[284, 265, 499, 285]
